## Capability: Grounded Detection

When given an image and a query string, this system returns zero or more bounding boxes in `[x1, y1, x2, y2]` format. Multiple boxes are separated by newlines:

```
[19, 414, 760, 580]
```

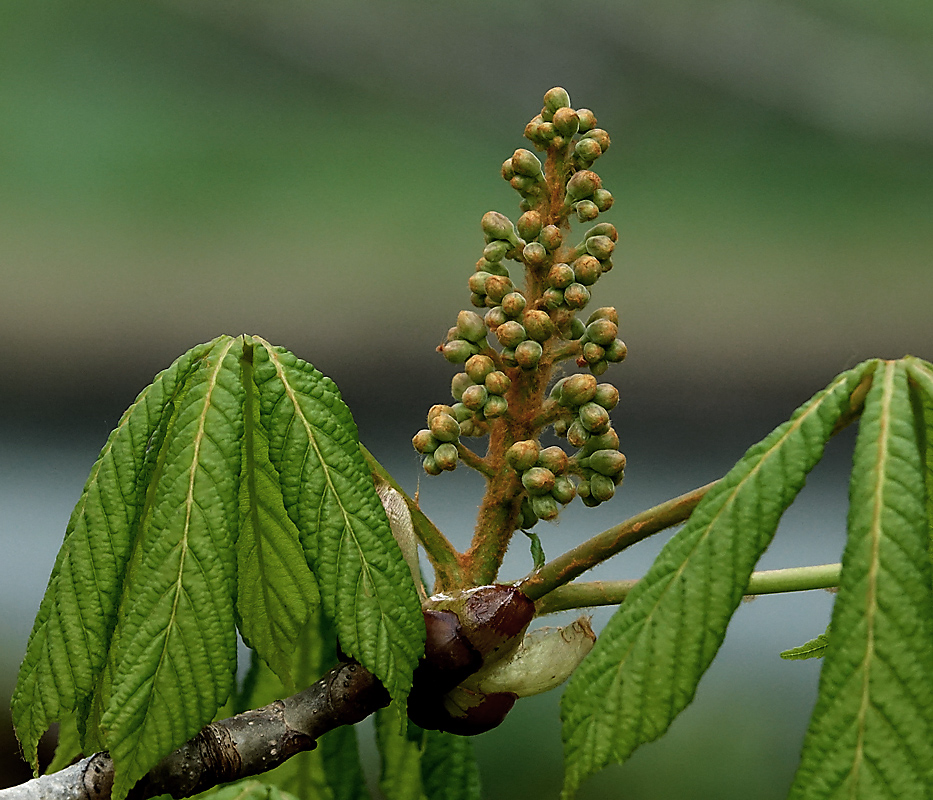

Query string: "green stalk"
[519, 481, 716, 601]
[535, 562, 842, 615]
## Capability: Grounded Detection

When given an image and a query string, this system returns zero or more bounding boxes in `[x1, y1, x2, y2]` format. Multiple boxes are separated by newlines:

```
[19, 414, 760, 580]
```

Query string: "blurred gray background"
[1, 1, 931, 797]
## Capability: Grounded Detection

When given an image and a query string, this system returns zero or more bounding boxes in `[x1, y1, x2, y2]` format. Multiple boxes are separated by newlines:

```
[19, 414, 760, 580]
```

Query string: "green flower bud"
[523, 309, 555, 342]
[536, 121, 556, 141]
[423, 454, 442, 476]
[517, 210, 543, 241]
[484, 274, 514, 304]
[543, 86, 571, 113]
[585, 223, 618, 242]
[590, 473, 615, 502]
[501, 158, 517, 181]
[563, 282, 591, 310]
[458, 310, 488, 343]
[522, 466, 556, 496]
[523, 115, 545, 145]
[468, 271, 491, 295]
[574, 137, 602, 163]
[579, 402, 611, 434]
[511, 175, 539, 196]
[590, 360, 609, 376]
[430, 411, 461, 443]
[515, 339, 543, 369]
[465, 354, 495, 384]
[600, 258, 614, 274]
[573, 255, 602, 286]
[496, 320, 527, 348]
[552, 475, 577, 505]
[560, 374, 597, 406]
[412, 429, 439, 454]
[552, 106, 579, 137]
[583, 128, 610, 152]
[483, 394, 508, 418]
[594, 383, 619, 410]
[443, 339, 478, 363]
[542, 287, 564, 309]
[605, 338, 628, 363]
[570, 317, 587, 339]
[485, 306, 507, 330]
[587, 306, 619, 325]
[451, 402, 472, 423]
[479, 257, 510, 276]
[581, 429, 620, 456]
[507, 440, 540, 472]
[470, 292, 486, 308]
[553, 418, 569, 437]
[451, 372, 475, 401]
[461, 384, 489, 411]
[483, 240, 510, 263]
[582, 342, 605, 364]
[567, 419, 590, 448]
[577, 478, 591, 498]
[566, 170, 601, 201]
[459, 419, 478, 437]
[531, 494, 559, 521]
[501, 291, 527, 319]
[538, 225, 562, 251]
[575, 200, 600, 222]
[547, 263, 575, 289]
[593, 189, 614, 213]
[522, 241, 547, 266]
[482, 211, 518, 244]
[485, 370, 511, 395]
[520, 496, 538, 529]
[586, 235, 615, 262]
[427, 404, 455, 422]
[500, 347, 518, 368]
[511, 148, 543, 177]
[576, 108, 597, 132]
[586, 318, 618, 347]
[589, 449, 627, 477]
[537, 446, 568, 475]
[434, 442, 459, 471]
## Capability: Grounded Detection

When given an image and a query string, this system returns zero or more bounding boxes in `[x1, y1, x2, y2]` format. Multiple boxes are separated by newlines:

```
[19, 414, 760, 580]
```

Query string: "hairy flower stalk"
[414, 87, 627, 588]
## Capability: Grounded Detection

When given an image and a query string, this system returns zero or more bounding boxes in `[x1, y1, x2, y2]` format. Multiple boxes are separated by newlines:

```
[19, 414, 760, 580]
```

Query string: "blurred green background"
[1, 0, 931, 797]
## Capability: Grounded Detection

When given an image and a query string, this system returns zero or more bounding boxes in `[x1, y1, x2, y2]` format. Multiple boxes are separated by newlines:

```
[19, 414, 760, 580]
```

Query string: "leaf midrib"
[848, 362, 894, 796]
[138, 337, 235, 739]
[256, 338, 378, 603]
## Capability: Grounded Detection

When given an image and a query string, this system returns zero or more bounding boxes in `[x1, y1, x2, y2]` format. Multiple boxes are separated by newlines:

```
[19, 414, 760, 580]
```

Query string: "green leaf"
[251, 337, 424, 702]
[95, 337, 246, 800]
[790, 360, 933, 799]
[560, 361, 875, 798]
[421, 730, 481, 800]
[906, 357, 933, 567]
[198, 779, 303, 800]
[238, 342, 321, 689]
[375, 707, 482, 800]
[11, 338, 220, 771]
[524, 530, 546, 571]
[248, 611, 371, 800]
[45, 713, 82, 775]
[376, 706, 427, 800]
[781, 632, 830, 661]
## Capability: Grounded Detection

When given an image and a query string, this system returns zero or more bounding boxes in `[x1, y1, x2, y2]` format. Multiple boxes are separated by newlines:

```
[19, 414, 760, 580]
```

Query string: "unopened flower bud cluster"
[414, 87, 627, 524]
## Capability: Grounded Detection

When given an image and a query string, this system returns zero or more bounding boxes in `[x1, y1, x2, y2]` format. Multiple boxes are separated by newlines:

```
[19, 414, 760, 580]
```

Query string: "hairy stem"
[535, 562, 842, 614]
[518, 481, 717, 601]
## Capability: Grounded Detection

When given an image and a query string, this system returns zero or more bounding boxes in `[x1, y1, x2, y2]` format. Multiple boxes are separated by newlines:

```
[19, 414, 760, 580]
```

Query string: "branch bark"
[1, 662, 388, 800]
